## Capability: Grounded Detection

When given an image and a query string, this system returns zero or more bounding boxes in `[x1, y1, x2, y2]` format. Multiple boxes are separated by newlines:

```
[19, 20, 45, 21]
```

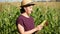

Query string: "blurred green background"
[0, 2, 60, 34]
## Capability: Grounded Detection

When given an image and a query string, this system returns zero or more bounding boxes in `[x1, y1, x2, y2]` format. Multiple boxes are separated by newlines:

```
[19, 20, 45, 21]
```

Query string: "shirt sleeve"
[16, 18, 24, 27]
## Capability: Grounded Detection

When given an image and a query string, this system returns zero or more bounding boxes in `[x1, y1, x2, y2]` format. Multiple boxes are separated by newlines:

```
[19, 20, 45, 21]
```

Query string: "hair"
[20, 5, 33, 13]
[20, 7, 25, 13]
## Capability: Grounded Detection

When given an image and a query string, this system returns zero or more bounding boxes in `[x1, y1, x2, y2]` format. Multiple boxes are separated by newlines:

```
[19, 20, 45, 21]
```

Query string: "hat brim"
[20, 3, 35, 7]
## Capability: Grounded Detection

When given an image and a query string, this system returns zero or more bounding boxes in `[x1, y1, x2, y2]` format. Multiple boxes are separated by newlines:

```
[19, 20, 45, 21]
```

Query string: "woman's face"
[24, 6, 33, 14]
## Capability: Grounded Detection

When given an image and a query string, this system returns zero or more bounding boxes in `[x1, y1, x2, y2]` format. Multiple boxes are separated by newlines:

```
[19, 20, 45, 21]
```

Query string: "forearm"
[20, 27, 38, 34]
[18, 23, 43, 34]
[24, 28, 38, 34]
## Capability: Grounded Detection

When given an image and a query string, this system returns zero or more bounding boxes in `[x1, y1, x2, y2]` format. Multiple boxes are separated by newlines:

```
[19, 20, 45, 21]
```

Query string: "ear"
[24, 7, 27, 12]
[24, 7, 26, 10]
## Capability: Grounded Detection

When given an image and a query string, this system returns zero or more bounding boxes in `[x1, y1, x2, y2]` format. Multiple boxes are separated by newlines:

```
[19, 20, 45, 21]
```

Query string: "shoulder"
[16, 15, 23, 21]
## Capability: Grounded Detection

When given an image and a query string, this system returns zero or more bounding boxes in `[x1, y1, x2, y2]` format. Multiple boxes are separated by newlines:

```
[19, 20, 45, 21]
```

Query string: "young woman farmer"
[16, 0, 45, 34]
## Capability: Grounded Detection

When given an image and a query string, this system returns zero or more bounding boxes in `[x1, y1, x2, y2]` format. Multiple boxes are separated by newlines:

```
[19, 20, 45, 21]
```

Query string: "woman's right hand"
[36, 25, 43, 31]
[36, 20, 48, 31]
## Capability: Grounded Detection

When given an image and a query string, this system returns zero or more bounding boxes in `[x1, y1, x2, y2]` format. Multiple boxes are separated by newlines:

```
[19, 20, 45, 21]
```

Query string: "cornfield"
[0, 2, 60, 34]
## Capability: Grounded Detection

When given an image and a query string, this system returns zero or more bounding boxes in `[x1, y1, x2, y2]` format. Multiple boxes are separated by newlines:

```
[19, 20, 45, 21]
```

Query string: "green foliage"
[0, 5, 20, 34]
[0, 4, 60, 34]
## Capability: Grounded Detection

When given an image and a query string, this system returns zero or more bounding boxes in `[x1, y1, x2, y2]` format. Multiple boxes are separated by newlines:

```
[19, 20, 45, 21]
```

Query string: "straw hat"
[20, 0, 35, 7]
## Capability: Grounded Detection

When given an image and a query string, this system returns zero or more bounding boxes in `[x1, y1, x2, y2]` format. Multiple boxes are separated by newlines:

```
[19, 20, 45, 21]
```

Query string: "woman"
[16, 0, 44, 34]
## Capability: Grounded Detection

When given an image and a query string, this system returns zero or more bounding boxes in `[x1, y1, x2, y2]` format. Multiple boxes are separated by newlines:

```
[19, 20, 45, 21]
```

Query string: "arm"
[17, 24, 38, 34]
[17, 20, 46, 34]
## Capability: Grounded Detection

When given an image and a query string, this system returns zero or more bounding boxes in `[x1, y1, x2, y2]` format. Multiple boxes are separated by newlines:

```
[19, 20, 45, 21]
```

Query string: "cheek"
[27, 8, 32, 14]
[29, 8, 33, 12]
[26, 7, 33, 14]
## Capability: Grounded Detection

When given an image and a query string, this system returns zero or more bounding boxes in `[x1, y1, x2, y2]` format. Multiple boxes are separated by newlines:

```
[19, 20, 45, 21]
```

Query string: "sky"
[0, 0, 22, 2]
[0, 0, 51, 2]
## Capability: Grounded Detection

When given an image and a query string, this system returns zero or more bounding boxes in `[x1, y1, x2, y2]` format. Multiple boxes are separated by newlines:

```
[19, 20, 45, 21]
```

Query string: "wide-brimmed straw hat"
[20, 0, 35, 7]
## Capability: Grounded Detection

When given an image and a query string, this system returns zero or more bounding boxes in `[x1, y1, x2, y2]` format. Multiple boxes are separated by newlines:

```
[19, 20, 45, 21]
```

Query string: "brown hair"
[20, 7, 25, 13]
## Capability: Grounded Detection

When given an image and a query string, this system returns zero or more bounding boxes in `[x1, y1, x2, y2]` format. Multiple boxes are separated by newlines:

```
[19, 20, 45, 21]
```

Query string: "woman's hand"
[36, 25, 43, 31]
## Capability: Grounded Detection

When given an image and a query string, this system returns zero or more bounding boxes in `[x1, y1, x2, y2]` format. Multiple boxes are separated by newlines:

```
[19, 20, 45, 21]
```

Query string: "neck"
[21, 12, 30, 18]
